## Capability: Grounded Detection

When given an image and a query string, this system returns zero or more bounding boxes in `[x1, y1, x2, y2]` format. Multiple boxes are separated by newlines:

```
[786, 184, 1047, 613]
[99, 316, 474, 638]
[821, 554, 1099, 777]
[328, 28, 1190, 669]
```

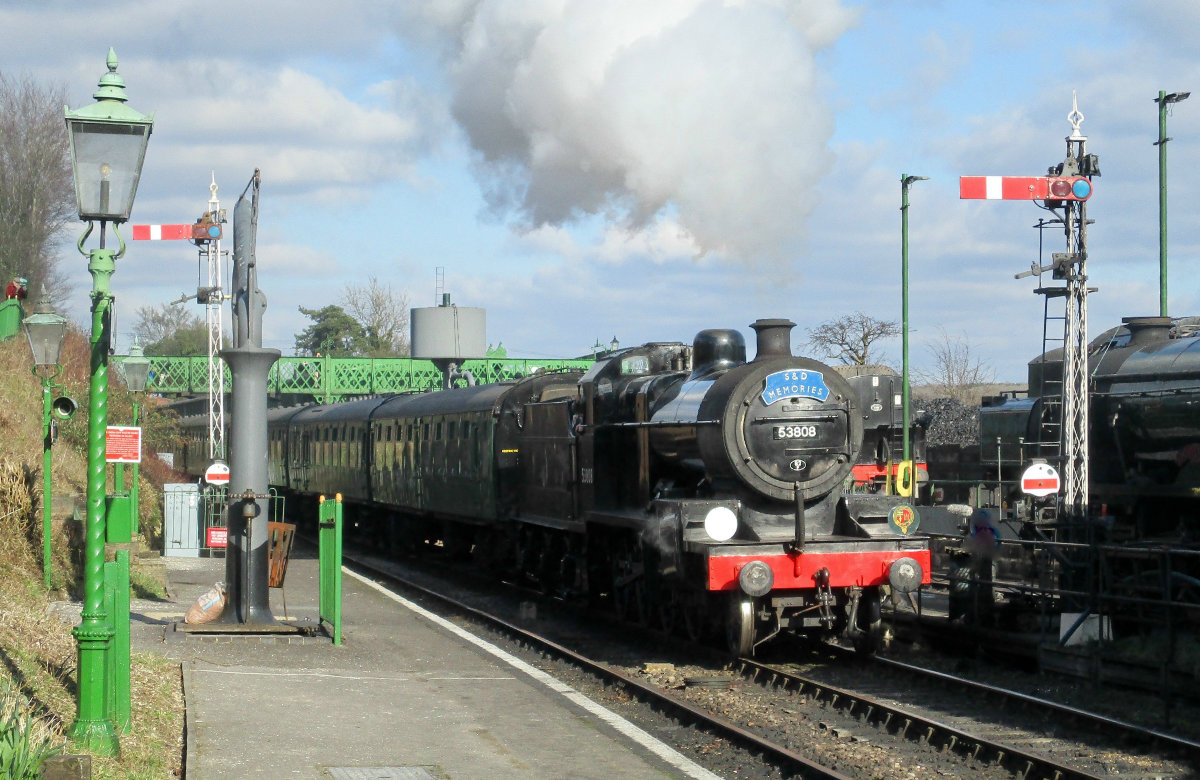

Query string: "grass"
[0, 334, 184, 778]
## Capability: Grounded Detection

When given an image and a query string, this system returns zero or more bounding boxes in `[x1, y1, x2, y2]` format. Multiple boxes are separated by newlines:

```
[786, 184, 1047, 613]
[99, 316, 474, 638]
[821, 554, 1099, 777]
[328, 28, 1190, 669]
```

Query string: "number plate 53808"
[773, 424, 817, 440]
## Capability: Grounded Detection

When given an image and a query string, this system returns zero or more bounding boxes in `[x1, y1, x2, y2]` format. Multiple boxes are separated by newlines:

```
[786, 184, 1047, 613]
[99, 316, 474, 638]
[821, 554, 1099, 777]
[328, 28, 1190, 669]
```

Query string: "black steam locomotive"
[979, 315, 1200, 536]
[178, 319, 930, 654]
[925, 316, 1200, 639]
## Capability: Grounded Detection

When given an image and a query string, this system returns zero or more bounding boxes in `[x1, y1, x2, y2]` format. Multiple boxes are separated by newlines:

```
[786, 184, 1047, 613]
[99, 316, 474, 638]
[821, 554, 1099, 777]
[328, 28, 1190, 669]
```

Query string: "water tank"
[410, 301, 486, 360]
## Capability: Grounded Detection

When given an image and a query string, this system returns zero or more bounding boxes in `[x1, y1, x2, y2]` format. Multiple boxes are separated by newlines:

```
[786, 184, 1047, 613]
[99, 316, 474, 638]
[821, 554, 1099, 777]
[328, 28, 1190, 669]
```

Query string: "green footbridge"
[112, 352, 594, 402]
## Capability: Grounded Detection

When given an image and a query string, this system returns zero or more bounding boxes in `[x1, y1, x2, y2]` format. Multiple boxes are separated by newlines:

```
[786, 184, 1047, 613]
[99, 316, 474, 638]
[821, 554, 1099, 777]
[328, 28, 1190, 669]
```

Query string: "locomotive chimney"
[1122, 316, 1172, 347]
[750, 318, 796, 361]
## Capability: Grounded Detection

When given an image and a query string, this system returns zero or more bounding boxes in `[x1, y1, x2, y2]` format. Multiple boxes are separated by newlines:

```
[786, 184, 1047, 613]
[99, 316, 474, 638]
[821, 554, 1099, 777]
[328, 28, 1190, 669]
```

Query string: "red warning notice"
[105, 426, 142, 463]
[206, 526, 228, 548]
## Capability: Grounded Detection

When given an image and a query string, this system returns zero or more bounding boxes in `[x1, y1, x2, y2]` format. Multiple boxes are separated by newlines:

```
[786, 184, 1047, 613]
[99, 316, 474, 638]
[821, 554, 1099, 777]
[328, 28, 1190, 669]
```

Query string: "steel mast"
[1058, 94, 1090, 526]
[204, 174, 227, 460]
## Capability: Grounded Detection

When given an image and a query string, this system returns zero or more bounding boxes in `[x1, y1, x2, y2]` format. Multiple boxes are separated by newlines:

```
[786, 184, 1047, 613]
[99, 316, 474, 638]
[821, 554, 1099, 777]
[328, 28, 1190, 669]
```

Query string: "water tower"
[410, 294, 487, 389]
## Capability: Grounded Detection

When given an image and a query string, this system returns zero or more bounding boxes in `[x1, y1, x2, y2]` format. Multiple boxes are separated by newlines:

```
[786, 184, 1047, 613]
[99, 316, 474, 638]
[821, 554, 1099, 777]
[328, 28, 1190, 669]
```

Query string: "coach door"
[297, 430, 312, 492]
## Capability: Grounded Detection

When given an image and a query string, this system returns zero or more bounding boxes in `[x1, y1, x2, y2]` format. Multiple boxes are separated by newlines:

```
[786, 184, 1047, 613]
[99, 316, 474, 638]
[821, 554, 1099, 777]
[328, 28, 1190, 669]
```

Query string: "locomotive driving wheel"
[850, 587, 883, 655]
[610, 540, 646, 624]
[655, 586, 679, 634]
[681, 592, 708, 642]
[727, 597, 756, 656]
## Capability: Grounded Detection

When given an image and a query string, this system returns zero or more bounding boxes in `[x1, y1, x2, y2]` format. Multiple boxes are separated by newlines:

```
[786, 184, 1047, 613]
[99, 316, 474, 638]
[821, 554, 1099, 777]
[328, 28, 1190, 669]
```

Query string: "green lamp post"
[23, 294, 68, 590]
[1155, 90, 1190, 317]
[900, 174, 927, 497]
[64, 47, 153, 756]
[122, 343, 151, 538]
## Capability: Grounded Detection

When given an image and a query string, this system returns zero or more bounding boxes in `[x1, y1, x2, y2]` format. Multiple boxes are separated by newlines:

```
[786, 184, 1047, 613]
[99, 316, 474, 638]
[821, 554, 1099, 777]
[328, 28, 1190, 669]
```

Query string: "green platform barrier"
[318, 494, 343, 645]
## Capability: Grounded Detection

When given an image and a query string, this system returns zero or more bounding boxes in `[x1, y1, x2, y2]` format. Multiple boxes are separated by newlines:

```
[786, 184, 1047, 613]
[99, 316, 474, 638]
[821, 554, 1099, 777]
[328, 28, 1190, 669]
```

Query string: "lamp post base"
[67, 718, 119, 757]
[68, 619, 118, 756]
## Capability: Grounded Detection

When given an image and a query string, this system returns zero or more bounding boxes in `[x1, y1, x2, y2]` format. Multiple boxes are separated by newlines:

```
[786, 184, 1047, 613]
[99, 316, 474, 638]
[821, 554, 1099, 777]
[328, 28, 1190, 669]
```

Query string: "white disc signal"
[1020, 462, 1060, 497]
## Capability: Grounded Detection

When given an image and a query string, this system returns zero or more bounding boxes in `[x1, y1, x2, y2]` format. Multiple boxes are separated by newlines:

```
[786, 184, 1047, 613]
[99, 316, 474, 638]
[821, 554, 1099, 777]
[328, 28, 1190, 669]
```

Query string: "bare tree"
[0, 72, 75, 307]
[914, 327, 995, 403]
[805, 312, 899, 366]
[341, 276, 410, 357]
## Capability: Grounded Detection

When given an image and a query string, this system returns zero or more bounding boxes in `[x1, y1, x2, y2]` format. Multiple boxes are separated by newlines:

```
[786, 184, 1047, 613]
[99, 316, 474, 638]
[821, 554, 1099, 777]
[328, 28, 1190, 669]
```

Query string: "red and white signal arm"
[204, 460, 231, 486]
[959, 176, 1093, 202]
[1021, 462, 1060, 497]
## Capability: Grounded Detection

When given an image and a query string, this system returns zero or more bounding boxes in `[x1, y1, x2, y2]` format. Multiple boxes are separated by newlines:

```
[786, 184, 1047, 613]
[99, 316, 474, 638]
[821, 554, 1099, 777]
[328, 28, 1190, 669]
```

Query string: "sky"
[3, 0, 1199, 381]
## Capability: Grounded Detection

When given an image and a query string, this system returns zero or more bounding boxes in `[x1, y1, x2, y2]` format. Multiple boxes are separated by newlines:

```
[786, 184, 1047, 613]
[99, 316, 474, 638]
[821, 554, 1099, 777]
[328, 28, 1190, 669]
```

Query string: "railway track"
[735, 653, 1199, 780]
[340, 544, 1196, 779]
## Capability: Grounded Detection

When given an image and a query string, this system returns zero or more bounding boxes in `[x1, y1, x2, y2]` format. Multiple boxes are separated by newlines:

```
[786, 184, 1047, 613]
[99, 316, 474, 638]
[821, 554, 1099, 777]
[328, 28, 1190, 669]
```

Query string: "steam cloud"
[413, 0, 857, 263]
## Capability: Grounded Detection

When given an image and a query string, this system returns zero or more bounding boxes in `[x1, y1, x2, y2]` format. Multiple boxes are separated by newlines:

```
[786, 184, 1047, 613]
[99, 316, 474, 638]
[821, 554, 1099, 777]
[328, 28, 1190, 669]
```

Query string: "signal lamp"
[1047, 177, 1092, 201]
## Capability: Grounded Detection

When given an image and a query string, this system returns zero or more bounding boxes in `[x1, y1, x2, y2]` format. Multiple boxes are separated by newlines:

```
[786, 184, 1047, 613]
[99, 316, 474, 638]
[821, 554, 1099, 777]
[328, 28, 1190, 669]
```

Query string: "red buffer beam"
[959, 176, 1092, 201]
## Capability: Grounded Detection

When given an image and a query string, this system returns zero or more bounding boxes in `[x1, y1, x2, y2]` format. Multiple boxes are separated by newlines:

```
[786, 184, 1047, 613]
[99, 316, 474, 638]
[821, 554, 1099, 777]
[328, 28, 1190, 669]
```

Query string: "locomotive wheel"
[539, 532, 565, 596]
[852, 588, 883, 655]
[655, 587, 679, 634]
[613, 574, 646, 624]
[681, 593, 709, 642]
[727, 597, 756, 657]
[610, 538, 646, 624]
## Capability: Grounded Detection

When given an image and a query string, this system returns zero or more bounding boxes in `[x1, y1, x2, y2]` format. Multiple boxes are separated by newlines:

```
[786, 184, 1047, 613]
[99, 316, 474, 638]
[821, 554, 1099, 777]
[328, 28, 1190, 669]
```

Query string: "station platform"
[132, 551, 719, 779]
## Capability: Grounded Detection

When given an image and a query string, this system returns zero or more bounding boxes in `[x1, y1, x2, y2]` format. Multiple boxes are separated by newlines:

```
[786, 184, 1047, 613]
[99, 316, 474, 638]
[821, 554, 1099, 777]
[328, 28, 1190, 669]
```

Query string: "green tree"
[0, 72, 75, 308]
[294, 305, 365, 356]
[132, 303, 209, 356]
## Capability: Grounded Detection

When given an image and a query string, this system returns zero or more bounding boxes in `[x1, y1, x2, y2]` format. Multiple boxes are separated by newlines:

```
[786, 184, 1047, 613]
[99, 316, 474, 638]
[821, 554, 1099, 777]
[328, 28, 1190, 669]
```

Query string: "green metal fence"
[115, 353, 594, 401]
[318, 494, 343, 645]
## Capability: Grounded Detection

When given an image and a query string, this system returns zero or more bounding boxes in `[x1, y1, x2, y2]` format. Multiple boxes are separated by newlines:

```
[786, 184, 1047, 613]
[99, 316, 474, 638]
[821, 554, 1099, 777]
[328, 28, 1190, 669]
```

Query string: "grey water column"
[217, 169, 280, 625]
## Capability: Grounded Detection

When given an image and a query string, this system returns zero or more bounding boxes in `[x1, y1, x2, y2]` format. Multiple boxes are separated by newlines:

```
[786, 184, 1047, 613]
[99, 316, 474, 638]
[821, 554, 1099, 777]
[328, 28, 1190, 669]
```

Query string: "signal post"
[959, 93, 1099, 531]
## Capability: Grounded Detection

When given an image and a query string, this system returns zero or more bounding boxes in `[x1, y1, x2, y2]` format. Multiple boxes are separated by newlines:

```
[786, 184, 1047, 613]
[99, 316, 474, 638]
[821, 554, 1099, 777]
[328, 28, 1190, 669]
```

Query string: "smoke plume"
[412, 0, 857, 263]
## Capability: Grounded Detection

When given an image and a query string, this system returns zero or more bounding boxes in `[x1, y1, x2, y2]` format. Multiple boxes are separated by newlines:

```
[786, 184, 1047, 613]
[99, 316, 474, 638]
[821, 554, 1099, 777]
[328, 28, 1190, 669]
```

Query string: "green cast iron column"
[1155, 89, 1191, 317]
[41, 376, 53, 589]
[1159, 90, 1170, 317]
[68, 243, 118, 754]
[900, 174, 927, 495]
[131, 401, 140, 537]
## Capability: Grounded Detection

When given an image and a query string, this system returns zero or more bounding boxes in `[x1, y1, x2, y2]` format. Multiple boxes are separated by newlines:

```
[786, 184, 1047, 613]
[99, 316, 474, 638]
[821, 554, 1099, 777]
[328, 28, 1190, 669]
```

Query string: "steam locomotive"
[840, 370, 930, 498]
[925, 316, 1200, 636]
[177, 319, 931, 654]
[978, 315, 1200, 536]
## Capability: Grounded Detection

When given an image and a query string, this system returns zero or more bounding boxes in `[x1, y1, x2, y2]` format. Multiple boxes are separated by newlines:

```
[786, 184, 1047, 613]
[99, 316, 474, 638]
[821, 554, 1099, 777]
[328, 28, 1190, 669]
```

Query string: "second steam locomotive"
[181, 318, 931, 653]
